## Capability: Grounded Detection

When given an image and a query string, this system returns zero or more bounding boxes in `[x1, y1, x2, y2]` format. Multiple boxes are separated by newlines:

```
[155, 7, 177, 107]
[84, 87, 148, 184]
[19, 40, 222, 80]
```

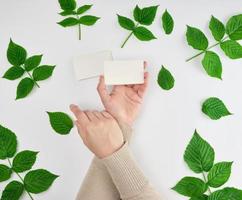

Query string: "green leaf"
[186, 26, 209, 50]
[157, 66, 175, 90]
[0, 164, 12, 182]
[184, 130, 215, 173]
[58, 0, 76, 11]
[12, 150, 38, 173]
[202, 51, 222, 79]
[32, 65, 55, 81]
[24, 55, 42, 71]
[47, 112, 73, 135]
[0, 124, 17, 159]
[226, 14, 242, 40]
[220, 40, 242, 59]
[208, 187, 242, 200]
[209, 16, 225, 41]
[57, 17, 79, 27]
[133, 5, 159, 25]
[190, 195, 208, 200]
[7, 39, 27, 66]
[24, 169, 58, 194]
[172, 177, 207, 197]
[16, 78, 35, 100]
[162, 9, 174, 34]
[117, 15, 135, 31]
[207, 162, 232, 188]
[2, 66, 24, 80]
[1, 181, 24, 200]
[77, 5, 92, 15]
[133, 26, 156, 41]
[202, 97, 232, 120]
[59, 10, 76, 16]
[79, 15, 100, 26]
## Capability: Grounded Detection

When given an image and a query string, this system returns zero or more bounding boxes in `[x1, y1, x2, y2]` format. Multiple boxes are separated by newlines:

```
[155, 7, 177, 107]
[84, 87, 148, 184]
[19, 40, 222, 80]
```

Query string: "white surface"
[0, 0, 242, 199]
[104, 60, 144, 85]
[73, 50, 113, 80]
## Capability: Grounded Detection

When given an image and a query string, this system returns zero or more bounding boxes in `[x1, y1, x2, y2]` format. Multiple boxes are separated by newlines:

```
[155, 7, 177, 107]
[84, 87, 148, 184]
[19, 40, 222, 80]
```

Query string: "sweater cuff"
[101, 143, 148, 199]
[118, 122, 133, 143]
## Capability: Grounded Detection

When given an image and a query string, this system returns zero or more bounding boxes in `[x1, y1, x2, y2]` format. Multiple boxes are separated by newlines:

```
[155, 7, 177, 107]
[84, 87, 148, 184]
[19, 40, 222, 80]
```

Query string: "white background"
[0, 0, 242, 199]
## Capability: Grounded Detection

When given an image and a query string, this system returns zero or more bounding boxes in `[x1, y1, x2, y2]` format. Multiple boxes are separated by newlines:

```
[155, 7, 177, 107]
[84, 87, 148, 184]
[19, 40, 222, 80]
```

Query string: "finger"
[137, 72, 149, 98]
[70, 104, 90, 126]
[144, 61, 147, 70]
[93, 111, 104, 119]
[75, 120, 86, 140]
[101, 111, 112, 119]
[97, 76, 111, 104]
[133, 71, 149, 92]
[85, 111, 98, 121]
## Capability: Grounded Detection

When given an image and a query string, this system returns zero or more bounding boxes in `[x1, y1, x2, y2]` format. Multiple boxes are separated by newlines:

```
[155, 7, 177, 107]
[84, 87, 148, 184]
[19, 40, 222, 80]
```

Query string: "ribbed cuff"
[118, 122, 133, 143]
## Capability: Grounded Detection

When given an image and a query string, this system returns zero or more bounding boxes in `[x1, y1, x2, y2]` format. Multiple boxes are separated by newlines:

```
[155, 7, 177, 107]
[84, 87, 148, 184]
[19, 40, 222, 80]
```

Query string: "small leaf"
[202, 97, 232, 120]
[133, 26, 156, 41]
[190, 195, 208, 200]
[77, 5, 92, 15]
[157, 66, 175, 90]
[79, 15, 100, 26]
[47, 112, 73, 135]
[208, 162, 232, 188]
[208, 187, 242, 200]
[16, 77, 35, 100]
[2, 66, 24, 80]
[12, 150, 38, 173]
[184, 130, 215, 173]
[0, 124, 17, 160]
[24, 55, 43, 71]
[226, 14, 242, 40]
[162, 9, 174, 34]
[117, 15, 135, 31]
[172, 177, 207, 197]
[133, 5, 159, 25]
[202, 51, 222, 79]
[57, 17, 79, 27]
[24, 169, 58, 194]
[59, 10, 76, 16]
[0, 164, 12, 182]
[58, 0, 76, 11]
[32, 65, 55, 81]
[220, 40, 242, 59]
[209, 16, 225, 41]
[186, 26, 209, 50]
[1, 181, 24, 200]
[7, 39, 27, 66]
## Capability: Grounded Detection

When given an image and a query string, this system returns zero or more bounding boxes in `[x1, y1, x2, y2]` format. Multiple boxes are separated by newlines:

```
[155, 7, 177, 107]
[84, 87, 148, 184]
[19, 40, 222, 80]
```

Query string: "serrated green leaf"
[16, 77, 35, 100]
[79, 15, 100, 26]
[58, 0, 76, 11]
[209, 16, 225, 41]
[2, 66, 24, 80]
[202, 51, 222, 79]
[24, 55, 42, 71]
[12, 150, 38, 173]
[24, 169, 58, 194]
[208, 187, 242, 200]
[47, 112, 73, 135]
[202, 97, 232, 120]
[186, 26, 209, 50]
[184, 130, 215, 173]
[117, 15, 135, 31]
[162, 9, 174, 34]
[133, 5, 158, 25]
[59, 10, 76, 16]
[172, 177, 207, 197]
[190, 194, 208, 200]
[77, 5, 92, 15]
[208, 162, 232, 188]
[133, 26, 156, 41]
[220, 40, 242, 59]
[1, 181, 24, 200]
[157, 66, 175, 90]
[7, 39, 27, 66]
[57, 17, 79, 27]
[0, 164, 12, 182]
[226, 14, 242, 40]
[32, 65, 55, 81]
[0, 124, 17, 159]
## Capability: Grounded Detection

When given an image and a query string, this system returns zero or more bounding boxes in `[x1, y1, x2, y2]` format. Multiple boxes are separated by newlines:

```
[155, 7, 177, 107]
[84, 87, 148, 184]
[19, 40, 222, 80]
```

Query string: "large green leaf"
[59, 10, 76, 16]
[24, 55, 42, 71]
[32, 65, 55, 81]
[184, 130, 215, 173]
[0, 124, 17, 159]
[133, 5, 158, 25]
[202, 97, 232, 120]
[16, 77, 35, 100]
[76, 5, 92, 15]
[57, 17, 79, 27]
[117, 15, 135, 31]
[208, 187, 242, 200]
[209, 16, 225, 41]
[24, 169, 58, 194]
[2, 66, 24, 80]
[58, 0, 76, 11]
[220, 40, 242, 59]
[1, 181, 24, 200]
[157, 66, 175, 90]
[162, 9, 174, 35]
[0, 164, 12, 182]
[79, 15, 100, 26]
[186, 26, 208, 50]
[133, 26, 156, 41]
[226, 14, 242, 40]
[207, 162, 232, 188]
[172, 177, 207, 197]
[7, 39, 27, 66]
[202, 51, 222, 79]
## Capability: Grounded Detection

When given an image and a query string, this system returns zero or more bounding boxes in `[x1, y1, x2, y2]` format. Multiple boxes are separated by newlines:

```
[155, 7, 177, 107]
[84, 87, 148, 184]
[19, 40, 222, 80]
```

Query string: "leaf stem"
[202, 171, 212, 195]
[26, 71, 40, 88]
[76, 15, 81, 40]
[121, 23, 139, 48]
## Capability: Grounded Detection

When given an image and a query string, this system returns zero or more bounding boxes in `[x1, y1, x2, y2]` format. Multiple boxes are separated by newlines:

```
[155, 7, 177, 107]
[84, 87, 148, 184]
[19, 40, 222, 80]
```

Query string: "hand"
[97, 62, 149, 126]
[70, 105, 124, 159]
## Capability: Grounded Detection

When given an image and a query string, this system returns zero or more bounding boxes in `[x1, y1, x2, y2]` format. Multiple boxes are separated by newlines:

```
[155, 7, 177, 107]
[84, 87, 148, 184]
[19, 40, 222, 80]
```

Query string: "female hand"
[70, 104, 124, 159]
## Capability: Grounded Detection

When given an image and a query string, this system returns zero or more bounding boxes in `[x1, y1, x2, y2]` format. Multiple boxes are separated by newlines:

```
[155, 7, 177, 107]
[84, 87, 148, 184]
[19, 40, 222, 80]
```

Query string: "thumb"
[97, 75, 110, 105]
